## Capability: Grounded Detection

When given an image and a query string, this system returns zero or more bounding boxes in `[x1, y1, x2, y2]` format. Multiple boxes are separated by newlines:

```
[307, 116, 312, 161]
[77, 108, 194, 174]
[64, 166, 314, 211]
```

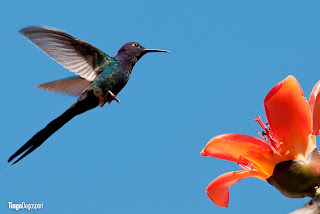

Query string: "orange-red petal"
[201, 133, 285, 176]
[206, 170, 267, 208]
[309, 80, 320, 135]
[264, 76, 313, 159]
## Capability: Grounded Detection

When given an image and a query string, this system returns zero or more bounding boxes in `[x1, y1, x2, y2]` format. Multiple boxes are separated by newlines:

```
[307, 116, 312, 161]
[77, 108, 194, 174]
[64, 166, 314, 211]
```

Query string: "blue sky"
[1, 0, 320, 213]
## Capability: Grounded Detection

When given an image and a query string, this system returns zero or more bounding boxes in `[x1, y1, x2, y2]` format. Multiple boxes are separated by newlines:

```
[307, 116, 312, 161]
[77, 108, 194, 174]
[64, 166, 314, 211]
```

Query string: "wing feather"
[37, 76, 91, 96]
[20, 26, 113, 81]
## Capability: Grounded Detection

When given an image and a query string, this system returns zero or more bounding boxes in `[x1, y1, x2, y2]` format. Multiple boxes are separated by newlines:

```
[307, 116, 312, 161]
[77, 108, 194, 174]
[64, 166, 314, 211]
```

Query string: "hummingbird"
[8, 26, 170, 165]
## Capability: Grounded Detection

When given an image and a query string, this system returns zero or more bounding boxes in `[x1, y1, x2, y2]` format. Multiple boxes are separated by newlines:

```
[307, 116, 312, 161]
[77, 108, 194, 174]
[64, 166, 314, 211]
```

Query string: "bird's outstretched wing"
[36, 76, 91, 96]
[20, 26, 112, 81]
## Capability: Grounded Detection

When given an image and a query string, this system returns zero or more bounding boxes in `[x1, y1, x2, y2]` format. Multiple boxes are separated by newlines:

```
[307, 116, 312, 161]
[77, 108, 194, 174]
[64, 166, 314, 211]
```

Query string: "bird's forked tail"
[8, 90, 99, 165]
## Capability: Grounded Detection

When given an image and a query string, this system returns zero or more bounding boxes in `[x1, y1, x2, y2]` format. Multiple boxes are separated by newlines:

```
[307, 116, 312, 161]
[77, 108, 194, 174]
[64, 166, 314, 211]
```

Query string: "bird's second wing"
[37, 76, 91, 96]
[20, 26, 112, 81]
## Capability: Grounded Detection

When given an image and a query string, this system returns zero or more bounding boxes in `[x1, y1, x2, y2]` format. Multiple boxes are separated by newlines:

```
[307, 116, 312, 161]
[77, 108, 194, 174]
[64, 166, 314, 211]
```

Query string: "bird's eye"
[132, 43, 139, 47]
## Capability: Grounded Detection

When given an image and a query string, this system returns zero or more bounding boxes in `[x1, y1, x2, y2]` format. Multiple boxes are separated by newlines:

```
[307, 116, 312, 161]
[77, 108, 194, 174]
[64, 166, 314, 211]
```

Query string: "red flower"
[201, 76, 320, 207]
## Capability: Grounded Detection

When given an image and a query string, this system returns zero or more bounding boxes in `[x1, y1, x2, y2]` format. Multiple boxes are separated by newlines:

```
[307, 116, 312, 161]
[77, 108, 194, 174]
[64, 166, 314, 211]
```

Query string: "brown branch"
[290, 196, 320, 214]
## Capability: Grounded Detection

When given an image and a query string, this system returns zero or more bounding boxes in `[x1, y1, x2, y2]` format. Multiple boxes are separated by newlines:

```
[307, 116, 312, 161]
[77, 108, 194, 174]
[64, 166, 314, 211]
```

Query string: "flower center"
[254, 116, 283, 155]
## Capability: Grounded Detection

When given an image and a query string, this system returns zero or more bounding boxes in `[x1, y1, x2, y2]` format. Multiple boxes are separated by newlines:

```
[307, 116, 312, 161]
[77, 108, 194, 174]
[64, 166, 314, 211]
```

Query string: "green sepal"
[267, 148, 320, 198]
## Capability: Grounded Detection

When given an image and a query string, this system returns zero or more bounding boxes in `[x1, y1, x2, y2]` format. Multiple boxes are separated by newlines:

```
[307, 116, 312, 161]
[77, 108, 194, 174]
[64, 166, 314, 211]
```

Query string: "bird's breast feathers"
[91, 64, 130, 95]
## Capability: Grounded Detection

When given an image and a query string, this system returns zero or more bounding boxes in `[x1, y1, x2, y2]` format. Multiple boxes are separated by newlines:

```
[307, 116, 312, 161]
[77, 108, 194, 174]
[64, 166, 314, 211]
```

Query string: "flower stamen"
[256, 131, 274, 155]
[239, 163, 253, 171]
[255, 116, 282, 154]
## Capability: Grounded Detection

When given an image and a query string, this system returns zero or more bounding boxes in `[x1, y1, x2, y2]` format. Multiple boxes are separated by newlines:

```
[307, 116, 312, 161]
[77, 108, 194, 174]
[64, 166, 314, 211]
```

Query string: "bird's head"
[115, 42, 170, 70]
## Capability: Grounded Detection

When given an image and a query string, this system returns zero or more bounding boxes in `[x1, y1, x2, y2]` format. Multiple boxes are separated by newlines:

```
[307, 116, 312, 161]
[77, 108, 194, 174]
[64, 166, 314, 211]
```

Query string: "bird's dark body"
[88, 56, 130, 100]
[8, 26, 169, 164]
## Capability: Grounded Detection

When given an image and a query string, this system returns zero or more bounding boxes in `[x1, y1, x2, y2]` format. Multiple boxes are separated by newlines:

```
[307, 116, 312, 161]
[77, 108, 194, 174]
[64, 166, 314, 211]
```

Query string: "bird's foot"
[106, 90, 120, 104]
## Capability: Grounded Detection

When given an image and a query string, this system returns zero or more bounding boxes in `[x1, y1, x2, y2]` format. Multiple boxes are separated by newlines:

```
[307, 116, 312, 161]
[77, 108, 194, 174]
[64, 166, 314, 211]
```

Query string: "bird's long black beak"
[144, 49, 170, 53]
